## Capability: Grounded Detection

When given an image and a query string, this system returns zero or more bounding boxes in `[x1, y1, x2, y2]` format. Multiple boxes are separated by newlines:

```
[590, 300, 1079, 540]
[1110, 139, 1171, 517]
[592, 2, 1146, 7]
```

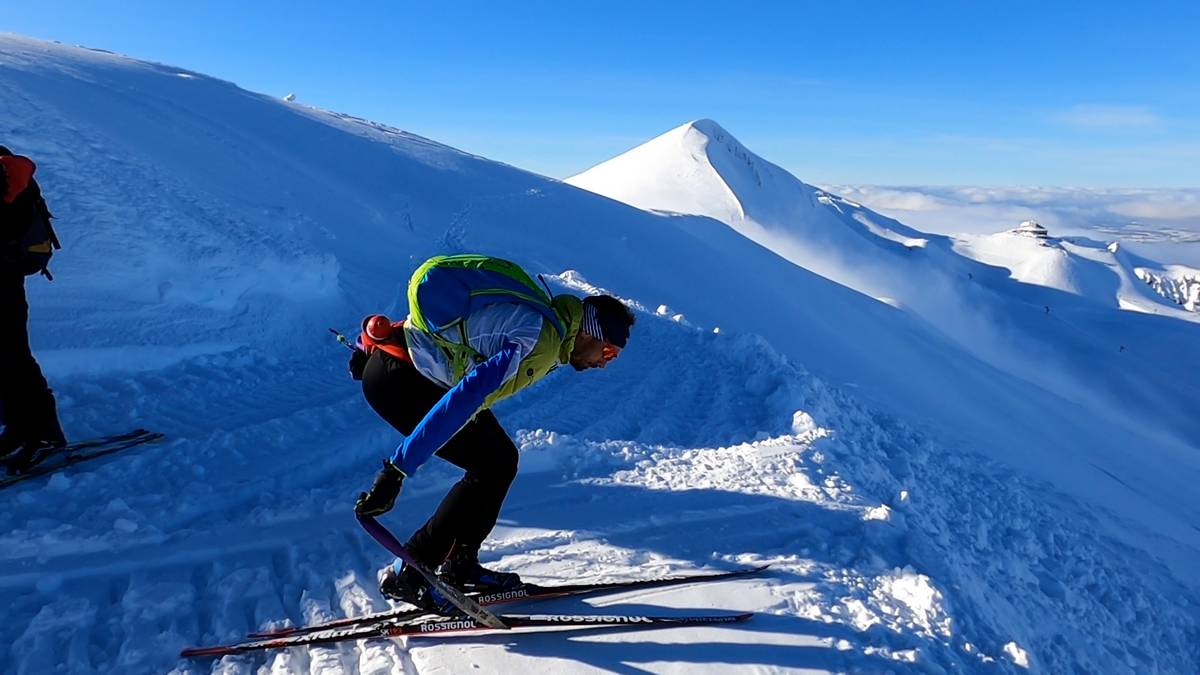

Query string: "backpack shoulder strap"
[28, 179, 60, 250]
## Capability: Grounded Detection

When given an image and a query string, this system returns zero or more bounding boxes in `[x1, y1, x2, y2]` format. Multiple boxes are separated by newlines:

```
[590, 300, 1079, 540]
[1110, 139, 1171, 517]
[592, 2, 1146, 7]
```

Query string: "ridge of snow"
[954, 226, 1200, 316]
[568, 120, 1200, 457]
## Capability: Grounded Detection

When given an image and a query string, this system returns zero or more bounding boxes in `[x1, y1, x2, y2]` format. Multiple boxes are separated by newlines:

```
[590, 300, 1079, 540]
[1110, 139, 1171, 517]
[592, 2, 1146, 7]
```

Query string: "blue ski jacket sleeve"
[388, 343, 518, 476]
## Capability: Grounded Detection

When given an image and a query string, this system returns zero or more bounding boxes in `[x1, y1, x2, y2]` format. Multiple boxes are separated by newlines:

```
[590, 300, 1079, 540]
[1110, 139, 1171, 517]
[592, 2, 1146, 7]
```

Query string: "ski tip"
[714, 563, 769, 577]
[682, 612, 754, 624]
[180, 645, 235, 658]
[715, 564, 770, 575]
[246, 627, 297, 639]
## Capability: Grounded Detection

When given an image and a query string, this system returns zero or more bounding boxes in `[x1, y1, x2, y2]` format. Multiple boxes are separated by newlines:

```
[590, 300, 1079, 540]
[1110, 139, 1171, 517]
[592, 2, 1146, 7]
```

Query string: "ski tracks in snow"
[2, 309, 1198, 673]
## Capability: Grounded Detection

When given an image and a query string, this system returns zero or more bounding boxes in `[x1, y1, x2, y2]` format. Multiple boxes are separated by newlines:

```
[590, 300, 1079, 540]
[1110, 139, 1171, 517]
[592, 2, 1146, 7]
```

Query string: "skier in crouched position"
[351, 255, 634, 614]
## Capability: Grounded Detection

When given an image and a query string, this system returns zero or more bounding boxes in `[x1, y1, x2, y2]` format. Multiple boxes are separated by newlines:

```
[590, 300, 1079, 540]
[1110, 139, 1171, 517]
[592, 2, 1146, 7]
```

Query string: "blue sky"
[8, 1, 1200, 186]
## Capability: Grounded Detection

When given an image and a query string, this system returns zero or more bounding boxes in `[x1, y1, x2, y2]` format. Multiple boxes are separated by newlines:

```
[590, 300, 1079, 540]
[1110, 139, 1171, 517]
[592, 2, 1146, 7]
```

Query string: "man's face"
[569, 332, 621, 371]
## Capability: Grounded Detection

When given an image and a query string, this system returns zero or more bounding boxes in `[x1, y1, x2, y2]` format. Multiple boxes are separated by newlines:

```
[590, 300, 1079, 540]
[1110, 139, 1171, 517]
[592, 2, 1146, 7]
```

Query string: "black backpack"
[0, 165, 61, 279]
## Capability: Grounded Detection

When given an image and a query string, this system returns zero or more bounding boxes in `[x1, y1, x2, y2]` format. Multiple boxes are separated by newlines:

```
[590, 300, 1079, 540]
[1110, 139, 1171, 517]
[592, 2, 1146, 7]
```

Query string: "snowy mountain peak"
[685, 117, 725, 135]
[566, 119, 934, 251]
[680, 118, 765, 190]
[567, 120, 946, 296]
[566, 118, 774, 225]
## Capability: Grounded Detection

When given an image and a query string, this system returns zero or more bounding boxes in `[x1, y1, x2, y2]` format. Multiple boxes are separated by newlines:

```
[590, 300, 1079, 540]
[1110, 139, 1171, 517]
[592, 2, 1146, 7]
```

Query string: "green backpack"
[406, 255, 565, 380]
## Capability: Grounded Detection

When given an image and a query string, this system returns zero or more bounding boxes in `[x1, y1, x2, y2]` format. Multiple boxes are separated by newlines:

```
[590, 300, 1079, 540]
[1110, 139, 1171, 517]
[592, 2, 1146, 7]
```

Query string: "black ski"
[183, 612, 752, 657]
[2, 428, 155, 462]
[0, 429, 164, 489]
[249, 563, 769, 639]
[60, 428, 159, 453]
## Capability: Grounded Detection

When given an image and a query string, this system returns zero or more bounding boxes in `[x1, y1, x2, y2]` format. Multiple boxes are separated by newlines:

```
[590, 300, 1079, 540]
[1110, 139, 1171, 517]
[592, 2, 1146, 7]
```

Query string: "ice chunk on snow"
[863, 504, 892, 521]
[1004, 641, 1031, 668]
[791, 410, 817, 435]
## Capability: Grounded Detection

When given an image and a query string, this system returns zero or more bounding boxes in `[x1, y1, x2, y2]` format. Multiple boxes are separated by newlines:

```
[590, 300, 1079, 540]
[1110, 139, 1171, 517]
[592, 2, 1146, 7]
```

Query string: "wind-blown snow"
[568, 118, 1200, 493]
[2, 36, 1198, 674]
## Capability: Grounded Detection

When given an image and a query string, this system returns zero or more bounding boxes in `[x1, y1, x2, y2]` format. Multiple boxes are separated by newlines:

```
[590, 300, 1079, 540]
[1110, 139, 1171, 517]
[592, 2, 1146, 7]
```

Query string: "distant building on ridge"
[1012, 220, 1049, 239]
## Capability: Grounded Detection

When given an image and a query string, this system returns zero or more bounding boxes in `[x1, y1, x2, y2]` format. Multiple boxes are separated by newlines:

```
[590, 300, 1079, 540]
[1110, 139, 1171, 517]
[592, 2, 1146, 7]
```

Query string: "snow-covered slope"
[2, 36, 1198, 674]
[954, 222, 1200, 316]
[568, 120, 1200, 453]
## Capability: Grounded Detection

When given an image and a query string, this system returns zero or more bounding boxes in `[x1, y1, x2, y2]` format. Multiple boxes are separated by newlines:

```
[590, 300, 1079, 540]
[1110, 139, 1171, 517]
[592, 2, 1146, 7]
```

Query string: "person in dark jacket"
[1, 146, 66, 473]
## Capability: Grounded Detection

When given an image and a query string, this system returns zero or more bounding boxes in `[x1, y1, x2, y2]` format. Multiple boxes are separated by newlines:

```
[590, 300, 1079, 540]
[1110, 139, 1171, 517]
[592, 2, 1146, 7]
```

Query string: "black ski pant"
[361, 349, 519, 568]
[0, 273, 64, 446]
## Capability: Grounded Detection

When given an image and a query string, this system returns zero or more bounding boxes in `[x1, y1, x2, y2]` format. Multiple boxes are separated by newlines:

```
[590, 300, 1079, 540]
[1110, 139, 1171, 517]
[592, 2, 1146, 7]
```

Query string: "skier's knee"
[494, 445, 518, 485]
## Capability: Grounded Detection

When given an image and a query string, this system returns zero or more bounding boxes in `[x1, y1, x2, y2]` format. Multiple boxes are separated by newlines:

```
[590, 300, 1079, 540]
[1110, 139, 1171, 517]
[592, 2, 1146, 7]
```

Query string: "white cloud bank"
[826, 185, 1200, 265]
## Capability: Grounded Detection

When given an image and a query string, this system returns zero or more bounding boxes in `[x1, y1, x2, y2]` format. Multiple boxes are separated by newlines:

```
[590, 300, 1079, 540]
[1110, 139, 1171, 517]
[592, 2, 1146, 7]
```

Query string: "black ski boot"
[4, 438, 64, 476]
[441, 550, 523, 593]
[378, 562, 459, 616]
[0, 432, 21, 461]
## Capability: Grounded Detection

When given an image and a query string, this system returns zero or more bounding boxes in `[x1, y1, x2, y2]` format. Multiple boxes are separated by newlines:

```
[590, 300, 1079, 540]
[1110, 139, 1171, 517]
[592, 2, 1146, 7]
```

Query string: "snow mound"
[954, 229, 1114, 299]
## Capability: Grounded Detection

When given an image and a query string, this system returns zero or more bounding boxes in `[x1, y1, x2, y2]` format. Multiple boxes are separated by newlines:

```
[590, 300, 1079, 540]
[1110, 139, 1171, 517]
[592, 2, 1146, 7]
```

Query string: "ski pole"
[328, 327, 355, 351]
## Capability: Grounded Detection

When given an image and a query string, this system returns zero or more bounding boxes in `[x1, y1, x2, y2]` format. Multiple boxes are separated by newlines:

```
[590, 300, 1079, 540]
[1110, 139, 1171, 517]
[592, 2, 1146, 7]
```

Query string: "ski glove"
[355, 459, 406, 517]
[348, 348, 369, 380]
